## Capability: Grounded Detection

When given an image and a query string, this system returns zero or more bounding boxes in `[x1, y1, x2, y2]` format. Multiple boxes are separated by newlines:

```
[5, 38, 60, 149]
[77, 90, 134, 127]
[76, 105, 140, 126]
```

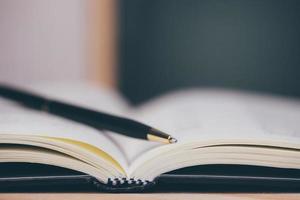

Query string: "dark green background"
[119, 0, 300, 104]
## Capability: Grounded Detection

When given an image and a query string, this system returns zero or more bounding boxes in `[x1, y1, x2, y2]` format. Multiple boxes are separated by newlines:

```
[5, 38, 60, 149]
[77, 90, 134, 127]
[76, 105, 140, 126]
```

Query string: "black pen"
[0, 84, 177, 144]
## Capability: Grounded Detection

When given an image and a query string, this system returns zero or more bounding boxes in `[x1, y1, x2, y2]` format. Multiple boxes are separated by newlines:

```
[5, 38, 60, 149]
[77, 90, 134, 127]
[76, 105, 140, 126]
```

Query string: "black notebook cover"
[0, 163, 300, 192]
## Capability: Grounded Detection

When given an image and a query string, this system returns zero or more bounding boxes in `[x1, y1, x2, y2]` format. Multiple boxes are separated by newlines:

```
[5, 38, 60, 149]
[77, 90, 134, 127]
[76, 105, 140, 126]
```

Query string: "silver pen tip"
[169, 137, 177, 144]
[147, 128, 178, 144]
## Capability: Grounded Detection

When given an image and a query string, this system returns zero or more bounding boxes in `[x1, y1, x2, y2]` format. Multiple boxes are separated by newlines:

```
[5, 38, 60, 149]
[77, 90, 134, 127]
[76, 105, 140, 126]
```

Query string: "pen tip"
[147, 128, 178, 144]
[169, 137, 177, 144]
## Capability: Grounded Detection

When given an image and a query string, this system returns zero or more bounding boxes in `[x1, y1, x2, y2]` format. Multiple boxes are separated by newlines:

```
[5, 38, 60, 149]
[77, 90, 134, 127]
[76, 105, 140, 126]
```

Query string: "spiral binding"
[90, 177, 155, 192]
[107, 177, 151, 187]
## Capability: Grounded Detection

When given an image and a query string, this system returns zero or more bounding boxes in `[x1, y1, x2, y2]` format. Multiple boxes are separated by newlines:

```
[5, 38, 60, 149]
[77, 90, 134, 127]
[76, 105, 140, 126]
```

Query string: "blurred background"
[1, 0, 300, 105]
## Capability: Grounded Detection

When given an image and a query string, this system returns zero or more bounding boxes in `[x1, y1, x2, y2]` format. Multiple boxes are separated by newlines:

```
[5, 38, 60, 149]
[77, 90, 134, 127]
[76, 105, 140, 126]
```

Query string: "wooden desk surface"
[0, 193, 299, 200]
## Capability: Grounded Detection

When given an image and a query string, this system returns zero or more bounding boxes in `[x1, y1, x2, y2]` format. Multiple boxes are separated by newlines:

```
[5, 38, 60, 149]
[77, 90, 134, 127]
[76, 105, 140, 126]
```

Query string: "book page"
[120, 89, 300, 164]
[240, 92, 300, 141]
[0, 81, 131, 168]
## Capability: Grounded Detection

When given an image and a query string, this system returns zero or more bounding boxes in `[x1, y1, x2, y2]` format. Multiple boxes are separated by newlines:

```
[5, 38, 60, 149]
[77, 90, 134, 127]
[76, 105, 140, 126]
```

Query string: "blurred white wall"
[0, 0, 87, 85]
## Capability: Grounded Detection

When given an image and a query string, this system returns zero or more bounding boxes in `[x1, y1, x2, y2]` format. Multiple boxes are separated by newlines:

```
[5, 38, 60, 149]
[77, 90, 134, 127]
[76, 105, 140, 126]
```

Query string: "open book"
[1, 82, 300, 190]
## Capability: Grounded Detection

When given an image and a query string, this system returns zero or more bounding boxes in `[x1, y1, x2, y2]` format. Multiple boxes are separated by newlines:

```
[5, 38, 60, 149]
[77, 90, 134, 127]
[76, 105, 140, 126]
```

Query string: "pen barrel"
[0, 84, 152, 141]
[0, 85, 46, 110]
[48, 101, 149, 140]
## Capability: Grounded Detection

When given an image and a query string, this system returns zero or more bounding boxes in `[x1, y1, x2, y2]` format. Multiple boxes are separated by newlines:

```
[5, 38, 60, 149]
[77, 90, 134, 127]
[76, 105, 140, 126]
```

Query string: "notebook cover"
[0, 163, 300, 192]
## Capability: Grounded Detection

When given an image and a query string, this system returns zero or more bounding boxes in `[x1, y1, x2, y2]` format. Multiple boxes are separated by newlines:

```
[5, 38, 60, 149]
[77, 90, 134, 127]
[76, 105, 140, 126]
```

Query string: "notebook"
[0, 81, 300, 192]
